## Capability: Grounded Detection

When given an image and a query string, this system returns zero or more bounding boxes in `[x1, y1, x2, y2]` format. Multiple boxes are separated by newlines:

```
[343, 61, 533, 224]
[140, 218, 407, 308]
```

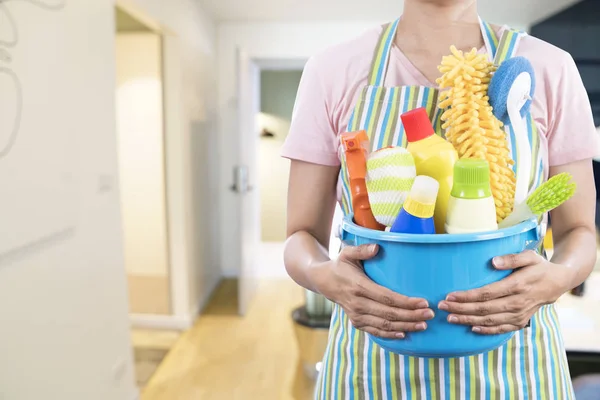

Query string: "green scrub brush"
[366, 147, 416, 227]
[498, 173, 576, 229]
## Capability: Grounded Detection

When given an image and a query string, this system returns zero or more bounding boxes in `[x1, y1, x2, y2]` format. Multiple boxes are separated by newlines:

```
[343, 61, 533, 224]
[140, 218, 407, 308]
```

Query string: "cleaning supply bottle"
[341, 130, 386, 231]
[390, 175, 439, 234]
[445, 159, 498, 234]
[366, 146, 416, 227]
[401, 107, 458, 233]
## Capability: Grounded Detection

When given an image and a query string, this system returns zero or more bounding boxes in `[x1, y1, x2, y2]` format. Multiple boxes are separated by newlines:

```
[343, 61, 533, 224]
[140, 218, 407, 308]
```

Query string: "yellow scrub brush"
[498, 173, 577, 229]
[437, 46, 516, 223]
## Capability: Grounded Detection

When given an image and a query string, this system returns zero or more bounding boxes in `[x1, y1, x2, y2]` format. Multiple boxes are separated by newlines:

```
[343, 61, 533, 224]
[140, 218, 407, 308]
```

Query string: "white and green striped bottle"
[365, 147, 417, 227]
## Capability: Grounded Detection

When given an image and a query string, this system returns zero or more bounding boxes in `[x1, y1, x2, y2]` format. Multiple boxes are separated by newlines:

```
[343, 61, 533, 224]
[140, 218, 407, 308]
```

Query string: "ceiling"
[198, 0, 582, 28]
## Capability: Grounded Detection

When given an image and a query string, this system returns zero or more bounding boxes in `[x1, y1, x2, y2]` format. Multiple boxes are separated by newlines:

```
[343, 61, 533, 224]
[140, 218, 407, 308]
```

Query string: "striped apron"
[317, 19, 574, 399]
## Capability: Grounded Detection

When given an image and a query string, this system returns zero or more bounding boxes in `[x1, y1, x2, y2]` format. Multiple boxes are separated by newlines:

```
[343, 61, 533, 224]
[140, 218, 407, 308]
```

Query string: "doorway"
[255, 65, 343, 278]
[115, 7, 170, 316]
[256, 68, 302, 278]
[114, 6, 177, 390]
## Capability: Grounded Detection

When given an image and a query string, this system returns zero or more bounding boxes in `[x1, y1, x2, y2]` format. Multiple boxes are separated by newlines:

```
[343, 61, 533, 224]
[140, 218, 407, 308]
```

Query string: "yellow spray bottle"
[401, 108, 458, 234]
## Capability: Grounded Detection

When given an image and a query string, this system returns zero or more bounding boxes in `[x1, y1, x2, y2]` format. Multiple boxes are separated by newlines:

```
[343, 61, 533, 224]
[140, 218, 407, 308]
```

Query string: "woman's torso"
[304, 24, 567, 203]
[313, 20, 577, 400]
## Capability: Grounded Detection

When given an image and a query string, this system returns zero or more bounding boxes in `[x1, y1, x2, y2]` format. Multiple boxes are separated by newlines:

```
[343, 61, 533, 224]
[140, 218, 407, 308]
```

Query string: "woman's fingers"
[445, 280, 516, 303]
[353, 276, 429, 310]
[339, 243, 379, 262]
[472, 324, 523, 335]
[362, 327, 406, 340]
[492, 250, 542, 270]
[355, 297, 435, 322]
[445, 272, 529, 303]
[341, 245, 425, 308]
[439, 297, 525, 315]
[339, 245, 429, 310]
[345, 295, 433, 337]
[337, 244, 434, 337]
[446, 312, 529, 328]
[351, 315, 429, 336]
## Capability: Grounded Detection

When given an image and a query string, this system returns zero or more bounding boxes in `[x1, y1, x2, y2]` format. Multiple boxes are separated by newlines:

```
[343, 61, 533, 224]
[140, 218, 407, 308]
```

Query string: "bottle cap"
[403, 176, 439, 219]
[341, 130, 369, 152]
[401, 108, 436, 143]
[451, 159, 493, 199]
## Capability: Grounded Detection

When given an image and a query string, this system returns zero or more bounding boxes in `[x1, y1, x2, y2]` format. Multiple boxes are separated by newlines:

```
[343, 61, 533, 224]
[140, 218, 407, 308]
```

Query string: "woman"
[282, 0, 598, 398]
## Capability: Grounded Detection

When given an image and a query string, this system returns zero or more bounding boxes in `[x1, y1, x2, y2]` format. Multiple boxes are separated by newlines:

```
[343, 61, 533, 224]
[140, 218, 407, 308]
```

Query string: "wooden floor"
[142, 278, 321, 400]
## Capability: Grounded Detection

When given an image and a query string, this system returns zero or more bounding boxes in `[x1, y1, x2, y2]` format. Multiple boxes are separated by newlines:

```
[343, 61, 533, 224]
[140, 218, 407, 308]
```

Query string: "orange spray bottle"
[341, 131, 386, 231]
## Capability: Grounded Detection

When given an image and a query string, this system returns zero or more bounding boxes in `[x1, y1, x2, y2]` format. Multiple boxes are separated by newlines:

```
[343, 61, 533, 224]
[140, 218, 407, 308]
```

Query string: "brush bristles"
[526, 173, 576, 215]
[437, 46, 516, 223]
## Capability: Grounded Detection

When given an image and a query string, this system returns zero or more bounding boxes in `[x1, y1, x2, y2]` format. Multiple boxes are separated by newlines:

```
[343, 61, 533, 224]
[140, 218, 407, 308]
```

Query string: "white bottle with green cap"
[445, 159, 498, 234]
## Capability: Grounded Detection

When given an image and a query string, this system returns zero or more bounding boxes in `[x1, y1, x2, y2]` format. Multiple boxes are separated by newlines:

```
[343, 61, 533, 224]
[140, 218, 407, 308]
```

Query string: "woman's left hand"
[438, 250, 573, 335]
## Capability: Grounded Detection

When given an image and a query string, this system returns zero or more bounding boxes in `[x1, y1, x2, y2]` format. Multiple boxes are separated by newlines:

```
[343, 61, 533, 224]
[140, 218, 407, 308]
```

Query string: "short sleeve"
[280, 57, 341, 167]
[547, 54, 600, 166]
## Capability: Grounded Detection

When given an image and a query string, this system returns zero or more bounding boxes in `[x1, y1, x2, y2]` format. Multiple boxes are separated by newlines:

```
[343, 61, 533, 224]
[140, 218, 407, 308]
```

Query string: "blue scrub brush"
[489, 57, 536, 205]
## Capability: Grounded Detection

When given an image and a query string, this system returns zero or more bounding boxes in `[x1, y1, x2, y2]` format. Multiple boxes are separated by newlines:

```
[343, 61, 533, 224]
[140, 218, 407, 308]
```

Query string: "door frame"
[235, 49, 261, 316]
[232, 57, 309, 313]
[115, 1, 192, 329]
[236, 55, 308, 252]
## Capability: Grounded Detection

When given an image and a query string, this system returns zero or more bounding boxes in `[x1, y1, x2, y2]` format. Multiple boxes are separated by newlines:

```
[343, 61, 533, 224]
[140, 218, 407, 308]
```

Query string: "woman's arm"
[437, 159, 597, 334]
[283, 160, 339, 292]
[284, 160, 434, 338]
[547, 159, 597, 289]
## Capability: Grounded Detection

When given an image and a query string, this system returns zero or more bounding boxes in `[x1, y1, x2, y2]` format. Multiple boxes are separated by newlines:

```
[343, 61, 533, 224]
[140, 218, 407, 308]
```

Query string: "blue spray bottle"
[390, 175, 439, 234]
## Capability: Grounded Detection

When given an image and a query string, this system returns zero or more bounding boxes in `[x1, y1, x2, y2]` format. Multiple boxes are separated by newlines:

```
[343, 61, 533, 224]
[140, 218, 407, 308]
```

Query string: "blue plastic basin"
[341, 215, 542, 358]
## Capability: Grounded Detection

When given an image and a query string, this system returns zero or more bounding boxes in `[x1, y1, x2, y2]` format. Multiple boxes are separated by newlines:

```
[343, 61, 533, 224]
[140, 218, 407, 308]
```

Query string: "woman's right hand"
[311, 243, 435, 339]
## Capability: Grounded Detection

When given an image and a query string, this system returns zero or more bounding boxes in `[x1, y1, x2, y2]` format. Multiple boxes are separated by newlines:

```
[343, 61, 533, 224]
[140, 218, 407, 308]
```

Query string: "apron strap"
[367, 18, 523, 87]
[479, 18, 500, 62]
[494, 28, 526, 65]
[367, 19, 400, 87]
[480, 17, 527, 65]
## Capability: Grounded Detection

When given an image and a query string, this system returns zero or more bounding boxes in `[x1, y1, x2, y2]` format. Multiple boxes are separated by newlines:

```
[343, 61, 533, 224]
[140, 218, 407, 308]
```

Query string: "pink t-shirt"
[281, 24, 599, 182]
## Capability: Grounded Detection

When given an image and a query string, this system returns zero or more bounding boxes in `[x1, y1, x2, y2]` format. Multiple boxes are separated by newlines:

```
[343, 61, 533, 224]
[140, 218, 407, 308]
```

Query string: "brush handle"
[342, 131, 386, 231]
[498, 202, 536, 229]
[509, 107, 532, 206]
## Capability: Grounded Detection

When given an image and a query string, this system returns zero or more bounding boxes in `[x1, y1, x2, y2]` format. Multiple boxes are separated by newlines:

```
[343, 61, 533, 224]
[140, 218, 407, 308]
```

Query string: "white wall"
[116, 32, 169, 278]
[258, 70, 303, 242]
[0, 0, 217, 396]
[0, 1, 136, 399]
[121, 0, 220, 319]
